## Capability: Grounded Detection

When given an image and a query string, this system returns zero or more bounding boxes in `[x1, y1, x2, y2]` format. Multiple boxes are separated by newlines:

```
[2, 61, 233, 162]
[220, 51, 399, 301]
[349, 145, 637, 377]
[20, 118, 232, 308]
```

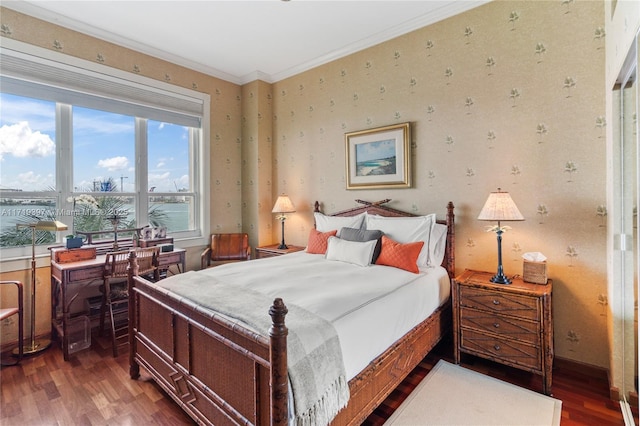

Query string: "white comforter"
[197, 251, 450, 379]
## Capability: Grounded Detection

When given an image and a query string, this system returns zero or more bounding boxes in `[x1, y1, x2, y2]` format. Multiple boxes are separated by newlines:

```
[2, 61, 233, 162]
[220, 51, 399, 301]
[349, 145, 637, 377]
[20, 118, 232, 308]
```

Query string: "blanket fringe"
[296, 375, 350, 426]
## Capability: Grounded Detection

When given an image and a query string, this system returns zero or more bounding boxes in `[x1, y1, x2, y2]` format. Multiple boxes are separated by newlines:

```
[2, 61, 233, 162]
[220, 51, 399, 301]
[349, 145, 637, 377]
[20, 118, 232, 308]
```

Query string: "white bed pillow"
[429, 223, 448, 267]
[365, 213, 435, 267]
[339, 227, 384, 263]
[325, 236, 377, 267]
[314, 212, 365, 237]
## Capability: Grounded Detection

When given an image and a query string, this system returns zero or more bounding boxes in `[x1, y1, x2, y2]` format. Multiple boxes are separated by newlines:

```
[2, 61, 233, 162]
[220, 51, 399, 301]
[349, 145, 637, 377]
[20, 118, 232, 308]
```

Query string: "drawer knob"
[493, 322, 500, 328]
[494, 344, 501, 351]
[492, 299, 500, 305]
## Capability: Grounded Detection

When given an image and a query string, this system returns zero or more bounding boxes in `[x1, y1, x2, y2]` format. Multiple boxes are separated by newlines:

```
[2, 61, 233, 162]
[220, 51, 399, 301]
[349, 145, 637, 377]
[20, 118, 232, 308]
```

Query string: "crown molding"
[2, 0, 489, 86]
[240, 70, 273, 85]
[268, 0, 490, 83]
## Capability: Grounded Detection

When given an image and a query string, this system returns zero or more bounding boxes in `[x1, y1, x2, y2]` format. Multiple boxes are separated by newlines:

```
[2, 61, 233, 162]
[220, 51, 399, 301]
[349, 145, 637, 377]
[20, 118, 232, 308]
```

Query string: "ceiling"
[3, 1, 488, 85]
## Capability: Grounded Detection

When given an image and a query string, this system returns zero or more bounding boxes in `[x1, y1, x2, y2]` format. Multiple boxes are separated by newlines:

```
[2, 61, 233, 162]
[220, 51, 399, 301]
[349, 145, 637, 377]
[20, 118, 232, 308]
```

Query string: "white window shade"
[1, 45, 203, 128]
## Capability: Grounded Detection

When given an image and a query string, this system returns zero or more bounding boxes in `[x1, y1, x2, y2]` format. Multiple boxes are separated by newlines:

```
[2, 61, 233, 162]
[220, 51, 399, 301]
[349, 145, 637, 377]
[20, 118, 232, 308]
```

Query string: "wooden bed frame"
[127, 200, 455, 425]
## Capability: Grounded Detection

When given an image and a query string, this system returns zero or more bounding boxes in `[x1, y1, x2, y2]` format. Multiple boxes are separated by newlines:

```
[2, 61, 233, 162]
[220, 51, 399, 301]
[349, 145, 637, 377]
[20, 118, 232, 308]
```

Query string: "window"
[147, 119, 196, 233]
[0, 40, 210, 258]
[71, 107, 137, 238]
[73, 107, 136, 193]
[0, 93, 60, 249]
[0, 93, 56, 191]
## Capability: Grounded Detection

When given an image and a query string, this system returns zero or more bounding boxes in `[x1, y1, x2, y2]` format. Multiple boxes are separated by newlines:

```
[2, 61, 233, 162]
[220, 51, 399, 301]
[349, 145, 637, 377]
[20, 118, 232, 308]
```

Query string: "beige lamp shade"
[272, 195, 296, 214]
[478, 189, 524, 222]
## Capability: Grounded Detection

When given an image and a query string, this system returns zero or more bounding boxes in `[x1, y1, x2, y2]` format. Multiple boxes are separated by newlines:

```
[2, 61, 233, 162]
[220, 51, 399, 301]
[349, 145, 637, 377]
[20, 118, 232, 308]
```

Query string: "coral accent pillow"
[365, 213, 435, 267]
[375, 235, 424, 273]
[306, 229, 338, 254]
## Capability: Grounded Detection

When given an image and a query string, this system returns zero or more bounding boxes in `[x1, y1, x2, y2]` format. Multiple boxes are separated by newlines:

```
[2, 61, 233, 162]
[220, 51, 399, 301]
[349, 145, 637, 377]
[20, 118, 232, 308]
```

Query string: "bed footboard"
[127, 253, 289, 425]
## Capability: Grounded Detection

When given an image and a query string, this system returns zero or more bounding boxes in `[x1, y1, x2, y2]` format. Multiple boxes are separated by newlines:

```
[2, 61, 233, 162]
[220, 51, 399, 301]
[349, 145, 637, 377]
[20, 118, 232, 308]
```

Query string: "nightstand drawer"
[459, 287, 540, 321]
[459, 307, 540, 344]
[460, 329, 541, 371]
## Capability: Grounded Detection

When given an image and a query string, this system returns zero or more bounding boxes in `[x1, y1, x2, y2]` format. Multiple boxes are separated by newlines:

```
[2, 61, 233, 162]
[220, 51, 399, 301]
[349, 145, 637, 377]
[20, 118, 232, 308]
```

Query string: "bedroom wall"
[0, 1, 609, 369]
[242, 80, 275, 248]
[0, 7, 244, 343]
[266, 0, 607, 367]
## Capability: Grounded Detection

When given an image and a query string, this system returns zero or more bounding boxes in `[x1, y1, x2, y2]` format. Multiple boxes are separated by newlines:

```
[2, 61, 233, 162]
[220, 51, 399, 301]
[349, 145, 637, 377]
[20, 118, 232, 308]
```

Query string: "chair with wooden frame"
[0, 281, 23, 366]
[134, 246, 160, 282]
[201, 233, 251, 269]
[100, 247, 159, 357]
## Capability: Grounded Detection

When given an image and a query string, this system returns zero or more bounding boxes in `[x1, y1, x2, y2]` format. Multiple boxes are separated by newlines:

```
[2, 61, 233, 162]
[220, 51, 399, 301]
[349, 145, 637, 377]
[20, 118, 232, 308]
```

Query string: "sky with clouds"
[355, 138, 396, 163]
[0, 93, 190, 193]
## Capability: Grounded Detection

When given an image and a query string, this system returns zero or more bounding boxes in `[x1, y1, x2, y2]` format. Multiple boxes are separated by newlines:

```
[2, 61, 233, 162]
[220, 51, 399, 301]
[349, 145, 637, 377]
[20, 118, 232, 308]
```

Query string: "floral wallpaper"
[264, 0, 607, 367]
[0, 1, 609, 369]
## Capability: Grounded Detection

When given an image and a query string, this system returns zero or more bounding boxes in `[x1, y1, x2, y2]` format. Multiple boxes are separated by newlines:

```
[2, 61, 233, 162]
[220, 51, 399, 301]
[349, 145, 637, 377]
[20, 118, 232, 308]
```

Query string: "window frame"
[0, 39, 210, 261]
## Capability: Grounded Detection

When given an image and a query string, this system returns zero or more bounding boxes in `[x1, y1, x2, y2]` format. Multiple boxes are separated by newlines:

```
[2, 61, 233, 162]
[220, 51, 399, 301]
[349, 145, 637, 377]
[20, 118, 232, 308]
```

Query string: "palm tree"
[0, 209, 60, 247]
[1, 177, 168, 248]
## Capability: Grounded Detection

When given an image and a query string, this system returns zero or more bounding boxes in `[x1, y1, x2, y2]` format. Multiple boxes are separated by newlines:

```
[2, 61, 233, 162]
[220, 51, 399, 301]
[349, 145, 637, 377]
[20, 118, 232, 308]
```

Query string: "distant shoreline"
[356, 156, 397, 176]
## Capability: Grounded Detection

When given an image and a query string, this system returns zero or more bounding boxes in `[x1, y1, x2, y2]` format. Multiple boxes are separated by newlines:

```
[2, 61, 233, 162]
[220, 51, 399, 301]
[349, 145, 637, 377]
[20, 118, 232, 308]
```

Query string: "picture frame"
[140, 227, 153, 240]
[345, 122, 412, 190]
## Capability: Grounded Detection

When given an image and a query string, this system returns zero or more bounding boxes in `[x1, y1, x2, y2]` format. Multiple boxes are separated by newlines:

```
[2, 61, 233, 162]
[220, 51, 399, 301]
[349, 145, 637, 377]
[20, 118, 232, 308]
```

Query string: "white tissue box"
[523, 260, 547, 284]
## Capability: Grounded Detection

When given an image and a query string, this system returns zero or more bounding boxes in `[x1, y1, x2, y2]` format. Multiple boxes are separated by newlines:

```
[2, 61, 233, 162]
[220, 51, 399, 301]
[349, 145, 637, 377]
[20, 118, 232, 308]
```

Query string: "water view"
[0, 202, 190, 234]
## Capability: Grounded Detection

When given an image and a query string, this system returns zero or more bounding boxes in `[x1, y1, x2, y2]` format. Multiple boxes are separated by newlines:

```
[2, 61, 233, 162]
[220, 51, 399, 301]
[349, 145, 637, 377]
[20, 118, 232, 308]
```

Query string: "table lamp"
[16, 220, 68, 355]
[478, 189, 524, 284]
[272, 195, 296, 249]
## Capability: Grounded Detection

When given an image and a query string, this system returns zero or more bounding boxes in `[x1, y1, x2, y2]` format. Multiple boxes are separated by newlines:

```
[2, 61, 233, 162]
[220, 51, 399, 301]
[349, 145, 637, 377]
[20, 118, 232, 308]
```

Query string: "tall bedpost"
[127, 250, 140, 379]
[446, 201, 455, 279]
[269, 298, 289, 425]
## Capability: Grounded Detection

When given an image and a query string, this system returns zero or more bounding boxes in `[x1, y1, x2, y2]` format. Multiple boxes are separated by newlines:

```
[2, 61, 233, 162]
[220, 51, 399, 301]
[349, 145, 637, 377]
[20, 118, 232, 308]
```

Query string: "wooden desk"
[50, 248, 185, 360]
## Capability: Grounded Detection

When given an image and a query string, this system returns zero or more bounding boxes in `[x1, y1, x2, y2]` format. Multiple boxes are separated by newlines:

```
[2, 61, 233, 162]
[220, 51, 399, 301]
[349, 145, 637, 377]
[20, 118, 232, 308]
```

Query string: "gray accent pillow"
[339, 227, 384, 264]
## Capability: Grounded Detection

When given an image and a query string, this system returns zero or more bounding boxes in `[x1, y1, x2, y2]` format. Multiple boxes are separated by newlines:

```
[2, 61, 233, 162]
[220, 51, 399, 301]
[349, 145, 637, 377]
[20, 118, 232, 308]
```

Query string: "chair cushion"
[100, 282, 128, 301]
[109, 285, 128, 301]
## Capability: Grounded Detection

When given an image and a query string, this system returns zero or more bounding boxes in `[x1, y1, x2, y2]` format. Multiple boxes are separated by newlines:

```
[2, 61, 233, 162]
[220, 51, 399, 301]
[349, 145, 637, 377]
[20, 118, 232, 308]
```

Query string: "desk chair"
[100, 247, 159, 357]
[0, 281, 23, 366]
[135, 246, 160, 282]
[201, 233, 251, 269]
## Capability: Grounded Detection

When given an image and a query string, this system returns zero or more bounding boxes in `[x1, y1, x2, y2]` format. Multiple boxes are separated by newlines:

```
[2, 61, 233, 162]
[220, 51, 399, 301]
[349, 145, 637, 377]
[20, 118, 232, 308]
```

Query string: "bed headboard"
[314, 199, 455, 279]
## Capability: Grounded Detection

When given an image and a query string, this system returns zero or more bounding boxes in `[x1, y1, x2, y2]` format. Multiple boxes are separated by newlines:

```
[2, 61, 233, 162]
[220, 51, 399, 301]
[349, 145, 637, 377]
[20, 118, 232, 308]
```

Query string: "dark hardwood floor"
[1, 333, 636, 425]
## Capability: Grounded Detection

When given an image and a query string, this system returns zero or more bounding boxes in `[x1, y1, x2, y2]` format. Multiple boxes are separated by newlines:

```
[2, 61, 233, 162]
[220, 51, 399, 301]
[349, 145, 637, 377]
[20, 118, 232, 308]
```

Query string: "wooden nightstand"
[255, 244, 305, 259]
[452, 269, 553, 395]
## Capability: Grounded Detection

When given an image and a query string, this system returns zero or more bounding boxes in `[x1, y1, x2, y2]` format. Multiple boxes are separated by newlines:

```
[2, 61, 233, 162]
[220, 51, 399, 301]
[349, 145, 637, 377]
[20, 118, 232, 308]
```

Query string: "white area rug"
[384, 360, 562, 426]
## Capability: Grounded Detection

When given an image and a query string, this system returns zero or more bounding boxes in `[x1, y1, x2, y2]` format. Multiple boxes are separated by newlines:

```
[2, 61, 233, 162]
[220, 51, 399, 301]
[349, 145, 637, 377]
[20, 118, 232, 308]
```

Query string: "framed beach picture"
[345, 122, 412, 189]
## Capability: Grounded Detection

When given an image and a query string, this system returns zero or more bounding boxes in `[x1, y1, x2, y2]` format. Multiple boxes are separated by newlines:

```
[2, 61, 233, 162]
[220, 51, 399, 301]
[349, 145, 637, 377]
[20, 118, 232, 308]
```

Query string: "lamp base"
[490, 273, 511, 285]
[277, 243, 289, 250]
[14, 338, 51, 356]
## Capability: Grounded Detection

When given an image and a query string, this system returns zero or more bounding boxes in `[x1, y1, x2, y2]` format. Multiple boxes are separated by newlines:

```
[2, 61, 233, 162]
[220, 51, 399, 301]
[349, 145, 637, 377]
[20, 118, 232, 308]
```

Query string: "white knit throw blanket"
[154, 271, 350, 426]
